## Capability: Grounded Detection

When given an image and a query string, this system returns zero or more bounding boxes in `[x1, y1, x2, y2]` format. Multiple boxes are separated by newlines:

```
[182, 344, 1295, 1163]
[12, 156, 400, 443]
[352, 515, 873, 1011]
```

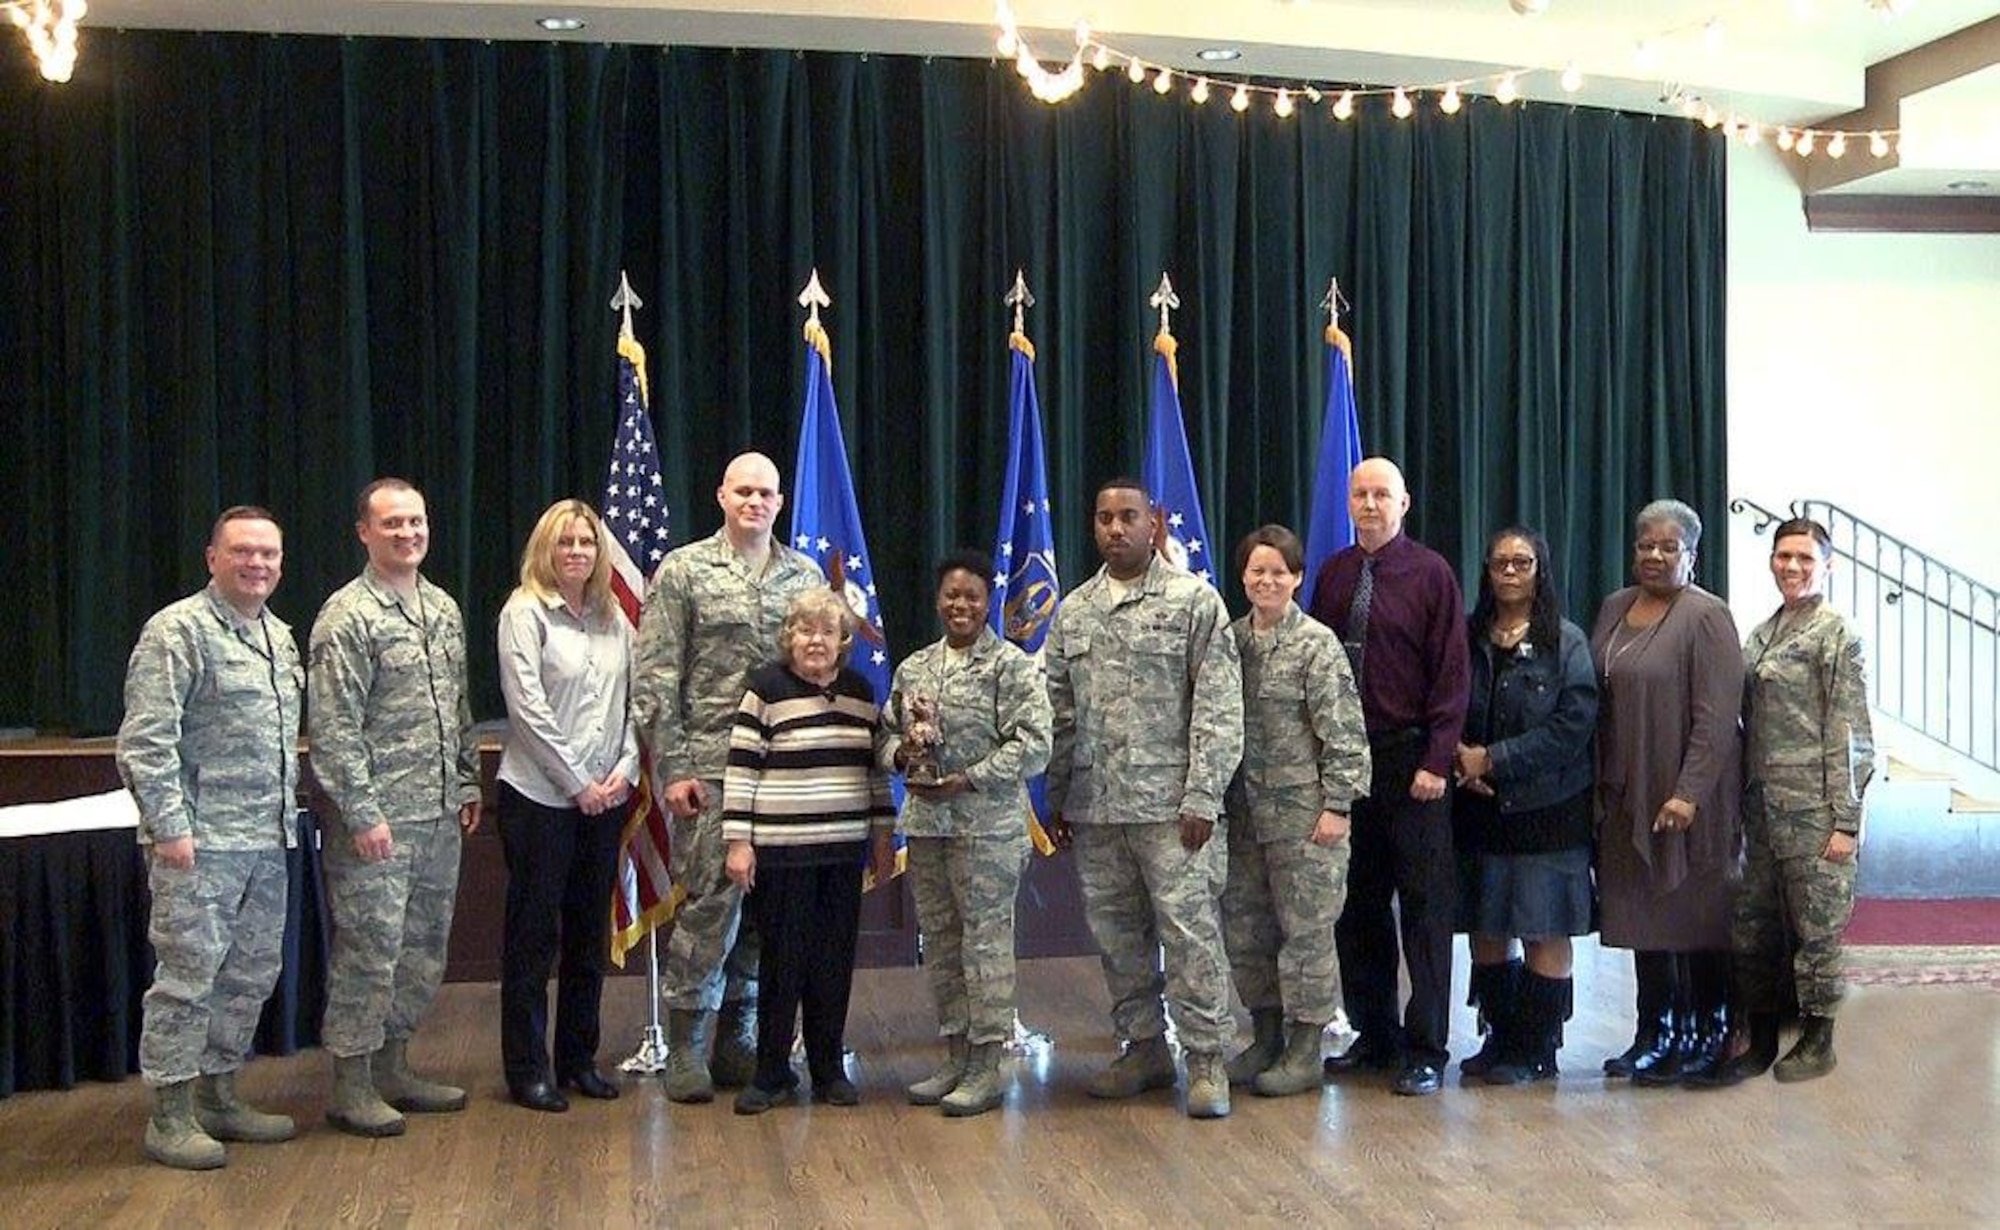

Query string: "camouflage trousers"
[661, 781, 758, 1013]
[1731, 826, 1858, 1018]
[322, 815, 461, 1057]
[1072, 821, 1233, 1053]
[140, 847, 288, 1086]
[908, 835, 1028, 1045]
[1222, 828, 1350, 1026]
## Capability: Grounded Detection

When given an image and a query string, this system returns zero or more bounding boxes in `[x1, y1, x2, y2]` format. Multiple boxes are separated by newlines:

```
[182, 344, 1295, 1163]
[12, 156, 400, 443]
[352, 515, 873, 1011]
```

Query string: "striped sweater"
[722, 662, 893, 858]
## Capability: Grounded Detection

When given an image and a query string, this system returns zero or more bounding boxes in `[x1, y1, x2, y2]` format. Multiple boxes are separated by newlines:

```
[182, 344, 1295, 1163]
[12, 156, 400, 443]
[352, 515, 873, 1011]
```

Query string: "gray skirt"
[1460, 846, 1595, 939]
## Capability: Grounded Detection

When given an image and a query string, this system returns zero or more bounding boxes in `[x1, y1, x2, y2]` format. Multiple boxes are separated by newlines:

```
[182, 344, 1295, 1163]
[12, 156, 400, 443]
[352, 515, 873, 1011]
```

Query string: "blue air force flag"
[1143, 331, 1217, 587]
[992, 330, 1061, 855]
[1303, 324, 1364, 586]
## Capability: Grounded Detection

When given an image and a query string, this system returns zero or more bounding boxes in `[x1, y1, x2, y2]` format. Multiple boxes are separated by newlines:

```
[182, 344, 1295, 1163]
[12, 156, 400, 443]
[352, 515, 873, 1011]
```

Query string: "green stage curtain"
[0, 34, 1725, 731]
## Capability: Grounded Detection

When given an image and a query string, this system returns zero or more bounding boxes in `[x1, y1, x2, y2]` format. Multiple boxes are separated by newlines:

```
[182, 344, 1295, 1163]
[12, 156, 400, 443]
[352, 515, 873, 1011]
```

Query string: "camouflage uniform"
[1734, 596, 1875, 1017]
[118, 585, 303, 1086]
[1046, 557, 1244, 1054]
[1222, 604, 1370, 1027]
[631, 529, 822, 1011]
[309, 568, 480, 1058]
[882, 627, 1052, 1046]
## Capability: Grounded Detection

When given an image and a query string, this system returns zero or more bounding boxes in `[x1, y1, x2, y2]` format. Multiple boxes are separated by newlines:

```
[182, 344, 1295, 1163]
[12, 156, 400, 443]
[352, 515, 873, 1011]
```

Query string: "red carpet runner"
[1845, 897, 2000, 947]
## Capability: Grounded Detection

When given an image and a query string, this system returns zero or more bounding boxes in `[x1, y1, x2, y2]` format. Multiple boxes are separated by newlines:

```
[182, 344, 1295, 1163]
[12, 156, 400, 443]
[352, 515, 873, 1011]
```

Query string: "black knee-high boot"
[1486, 970, 1570, 1085]
[1677, 951, 1733, 1084]
[1604, 950, 1674, 1078]
[1633, 953, 1692, 1085]
[1460, 959, 1522, 1079]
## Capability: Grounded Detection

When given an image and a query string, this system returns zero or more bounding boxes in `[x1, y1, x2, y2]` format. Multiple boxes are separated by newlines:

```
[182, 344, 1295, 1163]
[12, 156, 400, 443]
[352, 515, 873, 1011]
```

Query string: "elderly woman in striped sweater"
[722, 587, 896, 1115]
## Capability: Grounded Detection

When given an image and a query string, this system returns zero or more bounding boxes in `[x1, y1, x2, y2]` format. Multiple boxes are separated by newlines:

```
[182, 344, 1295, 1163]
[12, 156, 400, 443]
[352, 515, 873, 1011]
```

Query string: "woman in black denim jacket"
[1452, 526, 1599, 1085]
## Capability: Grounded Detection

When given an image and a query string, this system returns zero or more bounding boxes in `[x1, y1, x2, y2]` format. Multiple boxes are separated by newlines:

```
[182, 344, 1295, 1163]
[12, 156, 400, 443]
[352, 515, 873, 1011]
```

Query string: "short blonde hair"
[515, 500, 614, 614]
[779, 587, 854, 667]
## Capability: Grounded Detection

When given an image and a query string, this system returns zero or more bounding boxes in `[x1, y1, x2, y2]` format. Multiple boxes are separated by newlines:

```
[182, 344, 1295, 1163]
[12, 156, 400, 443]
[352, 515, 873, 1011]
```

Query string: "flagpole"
[607, 268, 672, 1077]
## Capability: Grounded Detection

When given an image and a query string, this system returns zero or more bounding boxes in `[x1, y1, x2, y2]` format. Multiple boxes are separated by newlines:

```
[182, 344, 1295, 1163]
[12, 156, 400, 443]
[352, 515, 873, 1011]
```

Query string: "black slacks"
[1334, 734, 1458, 1068]
[746, 854, 863, 1092]
[498, 782, 623, 1087]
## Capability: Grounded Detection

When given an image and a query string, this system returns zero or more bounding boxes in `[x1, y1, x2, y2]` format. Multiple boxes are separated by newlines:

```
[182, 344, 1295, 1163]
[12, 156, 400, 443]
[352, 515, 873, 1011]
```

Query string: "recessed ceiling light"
[1946, 180, 1990, 192]
[1195, 47, 1241, 63]
[537, 16, 586, 32]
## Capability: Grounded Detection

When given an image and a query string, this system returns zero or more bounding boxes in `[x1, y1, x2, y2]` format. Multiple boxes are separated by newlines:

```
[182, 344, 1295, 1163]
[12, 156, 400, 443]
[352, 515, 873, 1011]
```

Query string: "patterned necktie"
[1343, 554, 1375, 686]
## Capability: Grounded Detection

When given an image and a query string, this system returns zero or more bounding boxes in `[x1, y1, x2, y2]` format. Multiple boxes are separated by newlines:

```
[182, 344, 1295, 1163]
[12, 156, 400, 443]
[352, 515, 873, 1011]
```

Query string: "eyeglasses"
[1633, 540, 1684, 558]
[1487, 556, 1537, 574]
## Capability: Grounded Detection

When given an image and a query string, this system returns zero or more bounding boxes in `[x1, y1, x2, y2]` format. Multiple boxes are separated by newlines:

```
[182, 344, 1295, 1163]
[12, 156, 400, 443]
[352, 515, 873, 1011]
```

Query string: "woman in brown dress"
[1591, 499, 1743, 1087]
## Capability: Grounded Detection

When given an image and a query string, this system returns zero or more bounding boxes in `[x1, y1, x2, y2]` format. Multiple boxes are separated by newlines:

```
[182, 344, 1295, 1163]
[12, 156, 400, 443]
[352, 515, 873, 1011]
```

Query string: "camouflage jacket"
[1223, 603, 1370, 843]
[1743, 596, 1875, 841]
[308, 567, 479, 834]
[117, 585, 303, 850]
[882, 626, 1053, 839]
[632, 529, 823, 785]
[1046, 556, 1244, 824]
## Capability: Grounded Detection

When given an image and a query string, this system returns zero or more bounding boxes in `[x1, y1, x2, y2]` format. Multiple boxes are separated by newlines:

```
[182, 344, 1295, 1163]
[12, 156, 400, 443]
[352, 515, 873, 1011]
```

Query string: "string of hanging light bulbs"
[993, 4, 1906, 162]
[5, 0, 85, 83]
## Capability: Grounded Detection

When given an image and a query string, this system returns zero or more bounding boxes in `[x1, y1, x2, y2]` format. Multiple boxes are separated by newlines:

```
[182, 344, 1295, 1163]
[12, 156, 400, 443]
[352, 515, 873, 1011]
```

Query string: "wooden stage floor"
[3, 941, 1995, 1227]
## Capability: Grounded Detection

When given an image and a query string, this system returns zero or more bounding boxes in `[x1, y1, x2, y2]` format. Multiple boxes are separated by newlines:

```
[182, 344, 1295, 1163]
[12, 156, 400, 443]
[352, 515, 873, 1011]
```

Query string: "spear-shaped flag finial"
[798, 269, 831, 329]
[1150, 272, 1180, 336]
[611, 270, 644, 339]
[1319, 276, 1348, 332]
[1005, 269, 1036, 336]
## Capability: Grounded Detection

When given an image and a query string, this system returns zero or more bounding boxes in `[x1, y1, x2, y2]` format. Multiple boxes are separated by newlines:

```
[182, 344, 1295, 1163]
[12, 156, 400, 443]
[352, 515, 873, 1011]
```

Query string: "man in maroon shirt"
[1308, 457, 1470, 1096]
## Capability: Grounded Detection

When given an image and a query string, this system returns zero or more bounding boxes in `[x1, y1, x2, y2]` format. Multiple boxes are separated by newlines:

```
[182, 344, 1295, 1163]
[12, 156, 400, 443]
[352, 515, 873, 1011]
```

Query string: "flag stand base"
[618, 929, 671, 1074]
[1006, 1012, 1053, 1057]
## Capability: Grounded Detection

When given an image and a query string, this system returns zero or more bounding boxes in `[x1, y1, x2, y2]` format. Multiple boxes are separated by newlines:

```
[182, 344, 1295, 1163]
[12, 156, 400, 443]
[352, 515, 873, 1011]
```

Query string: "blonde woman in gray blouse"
[495, 499, 639, 1113]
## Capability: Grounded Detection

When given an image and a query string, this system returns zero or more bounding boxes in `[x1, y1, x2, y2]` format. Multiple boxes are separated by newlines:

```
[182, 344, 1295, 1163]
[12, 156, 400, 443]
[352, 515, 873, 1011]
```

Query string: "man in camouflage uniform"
[1222, 526, 1372, 1097]
[118, 506, 304, 1170]
[1715, 518, 1874, 1085]
[882, 551, 1053, 1117]
[633, 451, 822, 1102]
[310, 478, 482, 1137]
[1046, 478, 1244, 1119]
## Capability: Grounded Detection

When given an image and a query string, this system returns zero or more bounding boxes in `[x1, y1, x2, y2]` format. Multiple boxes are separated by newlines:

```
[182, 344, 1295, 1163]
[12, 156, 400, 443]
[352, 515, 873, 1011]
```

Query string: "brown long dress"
[1590, 584, 1744, 951]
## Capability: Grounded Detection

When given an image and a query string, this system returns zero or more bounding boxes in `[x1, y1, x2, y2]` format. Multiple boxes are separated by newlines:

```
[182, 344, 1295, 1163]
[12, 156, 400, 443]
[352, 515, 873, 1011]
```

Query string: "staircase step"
[1951, 789, 2000, 815]
[1886, 754, 1955, 783]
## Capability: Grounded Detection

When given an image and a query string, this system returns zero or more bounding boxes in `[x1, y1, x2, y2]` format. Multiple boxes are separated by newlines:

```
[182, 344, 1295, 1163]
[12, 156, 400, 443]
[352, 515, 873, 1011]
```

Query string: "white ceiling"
[71, 0, 1998, 119]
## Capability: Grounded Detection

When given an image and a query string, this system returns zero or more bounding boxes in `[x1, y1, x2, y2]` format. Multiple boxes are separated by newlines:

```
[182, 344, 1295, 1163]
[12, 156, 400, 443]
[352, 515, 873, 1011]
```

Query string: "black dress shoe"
[560, 1068, 621, 1100]
[511, 1080, 570, 1113]
[733, 1082, 796, 1116]
[1392, 1064, 1443, 1097]
[813, 1076, 860, 1106]
[1323, 1041, 1401, 1076]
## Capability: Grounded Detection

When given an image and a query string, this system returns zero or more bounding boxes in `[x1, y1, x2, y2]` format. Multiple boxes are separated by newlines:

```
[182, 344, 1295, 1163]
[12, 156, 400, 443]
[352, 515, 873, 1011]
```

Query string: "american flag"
[605, 331, 680, 966]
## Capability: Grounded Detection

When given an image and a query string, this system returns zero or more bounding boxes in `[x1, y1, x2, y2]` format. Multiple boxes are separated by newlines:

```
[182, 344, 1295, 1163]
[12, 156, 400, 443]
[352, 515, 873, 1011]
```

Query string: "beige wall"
[1725, 145, 2000, 631]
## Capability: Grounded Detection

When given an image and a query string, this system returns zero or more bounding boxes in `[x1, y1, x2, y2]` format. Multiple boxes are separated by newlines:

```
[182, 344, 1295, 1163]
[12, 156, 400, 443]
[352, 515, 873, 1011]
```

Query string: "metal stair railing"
[1732, 496, 2000, 776]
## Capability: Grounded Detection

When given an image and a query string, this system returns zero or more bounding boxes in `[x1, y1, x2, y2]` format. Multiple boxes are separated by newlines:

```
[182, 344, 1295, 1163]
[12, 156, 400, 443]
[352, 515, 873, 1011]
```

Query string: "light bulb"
[1392, 87, 1413, 119]
[1304, 86, 1322, 103]
[1127, 57, 1146, 84]
[1231, 83, 1250, 113]
[1797, 130, 1816, 156]
[1190, 78, 1210, 105]
[1827, 132, 1846, 158]
[1440, 84, 1462, 115]
[1274, 89, 1294, 118]
[1702, 104, 1720, 129]
[1092, 44, 1110, 72]
[1495, 73, 1519, 106]
[1333, 90, 1355, 120]
[1154, 67, 1172, 95]
[1560, 63, 1582, 93]
[1741, 122, 1762, 147]
[1870, 131, 1889, 157]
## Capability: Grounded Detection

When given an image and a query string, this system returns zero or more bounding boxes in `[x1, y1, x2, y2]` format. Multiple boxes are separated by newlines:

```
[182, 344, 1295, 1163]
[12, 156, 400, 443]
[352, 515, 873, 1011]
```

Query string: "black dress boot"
[1633, 955, 1693, 1087]
[1605, 951, 1673, 1078]
[1486, 971, 1568, 1086]
[1693, 1011, 1779, 1088]
[1460, 959, 1522, 1080]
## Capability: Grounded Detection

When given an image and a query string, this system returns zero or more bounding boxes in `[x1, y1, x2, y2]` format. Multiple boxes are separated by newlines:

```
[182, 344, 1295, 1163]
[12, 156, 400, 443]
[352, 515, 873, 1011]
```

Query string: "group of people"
[113, 449, 1876, 1167]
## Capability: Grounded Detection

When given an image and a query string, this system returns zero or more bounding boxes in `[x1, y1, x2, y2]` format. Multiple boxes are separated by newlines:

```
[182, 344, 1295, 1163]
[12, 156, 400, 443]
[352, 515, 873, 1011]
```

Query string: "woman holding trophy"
[883, 550, 1052, 1117]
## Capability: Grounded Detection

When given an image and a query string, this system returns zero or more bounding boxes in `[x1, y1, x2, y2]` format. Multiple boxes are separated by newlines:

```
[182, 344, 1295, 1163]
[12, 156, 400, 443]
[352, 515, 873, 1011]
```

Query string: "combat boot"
[326, 1053, 406, 1138]
[663, 1009, 715, 1104]
[195, 1071, 297, 1142]
[1183, 1050, 1231, 1119]
[710, 999, 758, 1089]
[907, 1034, 968, 1106]
[940, 1042, 1006, 1117]
[1225, 1008, 1285, 1085]
[145, 1080, 226, 1170]
[1254, 1022, 1328, 1097]
[373, 1038, 466, 1113]
[1085, 1034, 1176, 1099]
[1773, 1015, 1837, 1083]
[1692, 1011, 1779, 1088]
